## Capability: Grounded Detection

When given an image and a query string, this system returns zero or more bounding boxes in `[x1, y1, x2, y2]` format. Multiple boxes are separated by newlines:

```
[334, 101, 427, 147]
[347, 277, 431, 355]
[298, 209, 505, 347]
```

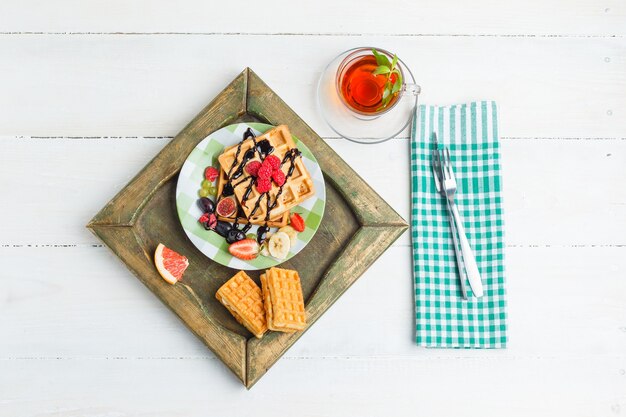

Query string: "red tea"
[339, 55, 399, 114]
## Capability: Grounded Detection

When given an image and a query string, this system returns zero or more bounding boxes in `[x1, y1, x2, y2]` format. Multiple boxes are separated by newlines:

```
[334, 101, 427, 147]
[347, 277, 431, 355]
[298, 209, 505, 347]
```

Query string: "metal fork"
[431, 135, 468, 300]
[438, 140, 484, 298]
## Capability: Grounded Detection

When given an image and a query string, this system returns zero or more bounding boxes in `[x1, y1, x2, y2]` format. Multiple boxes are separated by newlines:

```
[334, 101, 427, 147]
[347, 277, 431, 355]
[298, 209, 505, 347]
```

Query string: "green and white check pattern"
[176, 122, 326, 271]
[410, 101, 507, 348]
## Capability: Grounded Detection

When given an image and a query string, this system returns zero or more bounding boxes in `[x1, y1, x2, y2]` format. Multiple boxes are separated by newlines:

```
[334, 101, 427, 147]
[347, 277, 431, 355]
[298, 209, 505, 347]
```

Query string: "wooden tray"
[87, 68, 407, 388]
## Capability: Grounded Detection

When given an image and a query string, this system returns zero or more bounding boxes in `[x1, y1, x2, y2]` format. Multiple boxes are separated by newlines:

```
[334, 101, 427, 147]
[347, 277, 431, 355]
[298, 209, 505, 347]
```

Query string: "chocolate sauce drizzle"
[209, 127, 301, 246]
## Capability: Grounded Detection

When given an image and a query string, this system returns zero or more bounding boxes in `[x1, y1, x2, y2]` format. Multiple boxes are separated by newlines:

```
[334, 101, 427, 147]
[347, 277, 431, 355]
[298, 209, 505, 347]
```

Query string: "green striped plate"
[175, 123, 326, 270]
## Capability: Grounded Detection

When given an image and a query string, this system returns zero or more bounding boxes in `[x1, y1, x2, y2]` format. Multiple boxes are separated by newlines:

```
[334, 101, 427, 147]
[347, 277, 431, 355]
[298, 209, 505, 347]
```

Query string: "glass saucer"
[316, 47, 420, 144]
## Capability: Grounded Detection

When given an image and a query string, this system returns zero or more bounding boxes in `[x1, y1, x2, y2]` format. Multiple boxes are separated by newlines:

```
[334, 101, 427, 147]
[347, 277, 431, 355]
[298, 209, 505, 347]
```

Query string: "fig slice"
[216, 196, 237, 217]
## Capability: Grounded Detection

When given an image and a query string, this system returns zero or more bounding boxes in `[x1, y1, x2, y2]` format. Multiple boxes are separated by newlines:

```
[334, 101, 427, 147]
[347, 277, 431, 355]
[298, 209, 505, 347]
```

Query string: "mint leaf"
[372, 49, 391, 67]
[372, 65, 391, 75]
[393, 69, 403, 86]
[391, 77, 402, 94]
[370, 49, 403, 111]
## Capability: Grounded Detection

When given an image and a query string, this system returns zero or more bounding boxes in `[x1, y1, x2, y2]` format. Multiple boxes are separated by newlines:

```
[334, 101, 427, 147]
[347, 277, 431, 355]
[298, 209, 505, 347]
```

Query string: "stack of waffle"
[215, 271, 268, 338]
[216, 268, 306, 338]
[216, 125, 315, 227]
[261, 268, 306, 332]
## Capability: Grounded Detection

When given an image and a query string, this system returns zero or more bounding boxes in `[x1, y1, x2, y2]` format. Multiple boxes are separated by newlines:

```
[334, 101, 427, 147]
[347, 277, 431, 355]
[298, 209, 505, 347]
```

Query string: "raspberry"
[257, 162, 273, 180]
[245, 160, 262, 177]
[264, 155, 281, 171]
[199, 212, 217, 230]
[256, 178, 272, 193]
[207, 213, 217, 229]
[272, 169, 285, 186]
[204, 166, 218, 182]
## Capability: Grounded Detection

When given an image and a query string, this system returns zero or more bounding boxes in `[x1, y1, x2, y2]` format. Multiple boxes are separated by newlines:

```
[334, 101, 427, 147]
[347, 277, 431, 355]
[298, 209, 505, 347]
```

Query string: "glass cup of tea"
[317, 47, 420, 143]
[336, 48, 419, 119]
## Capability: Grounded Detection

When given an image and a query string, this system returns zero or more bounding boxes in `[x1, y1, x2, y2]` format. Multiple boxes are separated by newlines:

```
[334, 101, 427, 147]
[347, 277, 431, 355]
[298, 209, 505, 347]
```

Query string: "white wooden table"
[1, 2, 625, 415]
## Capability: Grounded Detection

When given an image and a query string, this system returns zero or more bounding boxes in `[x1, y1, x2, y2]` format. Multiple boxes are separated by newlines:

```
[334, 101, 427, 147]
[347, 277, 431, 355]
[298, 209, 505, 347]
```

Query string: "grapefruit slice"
[154, 243, 189, 284]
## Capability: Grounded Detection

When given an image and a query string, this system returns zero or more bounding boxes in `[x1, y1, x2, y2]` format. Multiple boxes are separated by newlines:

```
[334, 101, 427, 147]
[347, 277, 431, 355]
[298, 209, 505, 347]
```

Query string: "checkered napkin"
[410, 101, 507, 348]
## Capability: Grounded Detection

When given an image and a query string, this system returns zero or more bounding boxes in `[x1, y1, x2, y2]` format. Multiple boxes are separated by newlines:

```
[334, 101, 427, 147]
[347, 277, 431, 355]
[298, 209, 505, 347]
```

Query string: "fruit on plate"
[264, 154, 281, 171]
[290, 213, 305, 232]
[199, 212, 217, 230]
[272, 169, 286, 186]
[228, 239, 260, 260]
[268, 231, 291, 259]
[245, 160, 262, 177]
[204, 166, 219, 182]
[256, 178, 272, 193]
[214, 220, 233, 238]
[216, 196, 236, 217]
[257, 162, 273, 180]
[226, 228, 246, 244]
[278, 225, 298, 246]
[198, 197, 215, 213]
[260, 243, 270, 257]
[259, 232, 273, 256]
[154, 243, 189, 285]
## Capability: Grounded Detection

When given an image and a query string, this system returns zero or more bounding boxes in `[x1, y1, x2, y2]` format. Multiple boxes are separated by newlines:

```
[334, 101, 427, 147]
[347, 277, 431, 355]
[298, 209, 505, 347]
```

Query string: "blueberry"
[198, 197, 215, 213]
[214, 221, 232, 238]
[257, 225, 269, 245]
[226, 229, 246, 244]
[222, 183, 234, 197]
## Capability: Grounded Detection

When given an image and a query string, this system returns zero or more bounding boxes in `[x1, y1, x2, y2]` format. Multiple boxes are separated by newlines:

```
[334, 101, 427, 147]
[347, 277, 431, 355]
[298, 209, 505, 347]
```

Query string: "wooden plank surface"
[1, 245, 625, 415]
[0, 36, 623, 138]
[1, 357, 624, 417]
[2, 245, 625, 359]
[1, 137, 624, 247]
[0, 0, 624, 36]
[0, 0, 625, 414]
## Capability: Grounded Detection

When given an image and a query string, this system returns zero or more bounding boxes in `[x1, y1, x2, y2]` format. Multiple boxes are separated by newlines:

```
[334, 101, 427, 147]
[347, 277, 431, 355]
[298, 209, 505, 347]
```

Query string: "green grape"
[208, 185, 217, 196]
[201, 180, 212, 189]
[198, 188, 210, 198]
[246, 233, 257, 241]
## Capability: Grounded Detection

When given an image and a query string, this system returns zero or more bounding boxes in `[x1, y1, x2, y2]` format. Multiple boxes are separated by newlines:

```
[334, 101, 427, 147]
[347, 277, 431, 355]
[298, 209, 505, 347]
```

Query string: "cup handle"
[402, 83, 421, 97]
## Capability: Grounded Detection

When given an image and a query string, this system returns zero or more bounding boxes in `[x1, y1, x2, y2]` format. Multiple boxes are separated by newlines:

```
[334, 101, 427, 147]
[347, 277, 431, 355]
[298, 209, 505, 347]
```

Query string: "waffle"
[260, 274, 295, 333]
[216, 271, 267, 338]
[261, 267, 306, 332]
[217, 125, 315, 220]
[216, 167, 289, 228]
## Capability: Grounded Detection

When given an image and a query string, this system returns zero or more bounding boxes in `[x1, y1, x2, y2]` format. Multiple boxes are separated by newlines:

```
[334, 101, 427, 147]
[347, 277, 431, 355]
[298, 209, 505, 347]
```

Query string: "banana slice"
[268, 231, 291, 259]
[278, 225, 298, 246]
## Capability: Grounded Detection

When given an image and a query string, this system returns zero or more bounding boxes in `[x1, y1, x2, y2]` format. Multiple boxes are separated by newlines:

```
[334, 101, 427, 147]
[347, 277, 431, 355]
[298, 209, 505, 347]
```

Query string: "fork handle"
[450, 204, 484, 298]
[446, 203, 469, 300]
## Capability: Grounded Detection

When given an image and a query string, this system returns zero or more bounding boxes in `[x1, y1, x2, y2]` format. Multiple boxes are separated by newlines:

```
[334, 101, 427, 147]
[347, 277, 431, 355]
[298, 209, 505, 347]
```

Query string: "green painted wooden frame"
[87, 68, 407, 388]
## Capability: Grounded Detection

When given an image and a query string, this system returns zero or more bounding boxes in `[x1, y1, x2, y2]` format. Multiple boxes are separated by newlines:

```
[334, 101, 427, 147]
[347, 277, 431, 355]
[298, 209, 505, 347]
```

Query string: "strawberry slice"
[228, 239, 259, 260]
[290, 213, 305, 232]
